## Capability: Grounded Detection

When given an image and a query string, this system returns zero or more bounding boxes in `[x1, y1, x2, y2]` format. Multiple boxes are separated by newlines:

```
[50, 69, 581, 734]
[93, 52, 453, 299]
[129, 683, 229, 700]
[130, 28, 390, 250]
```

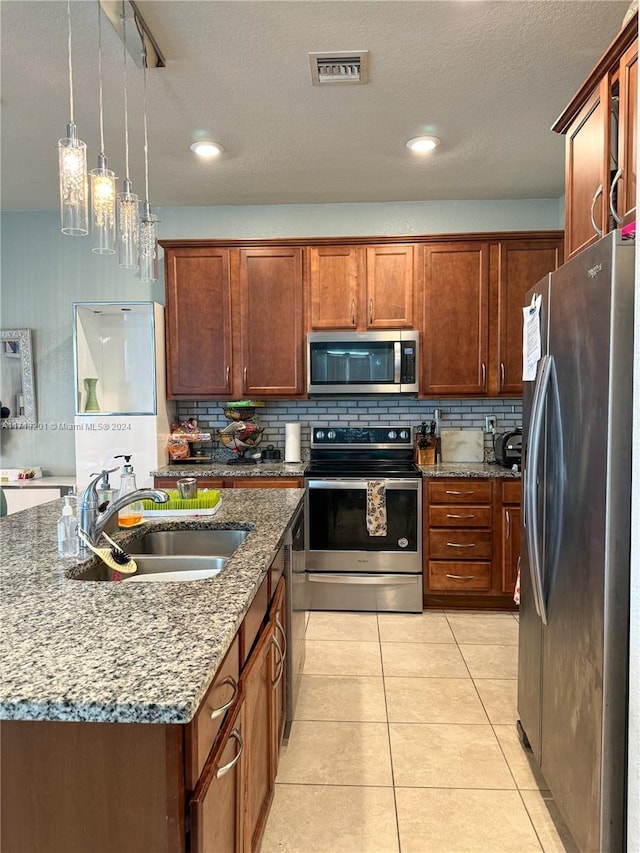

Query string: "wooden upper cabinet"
[164, 247, 233, 399]
[238, 247, 305, 397]
[422, 242, 490, 395]
[307, 243, 415, 330]
[564, 79, 610, 260]
[554, 19, 637, 260]
[308, 246, 360, 329]
[616, 40, 637, 225]
[365, 244, 415, 329]
[494, 239, 563, 395]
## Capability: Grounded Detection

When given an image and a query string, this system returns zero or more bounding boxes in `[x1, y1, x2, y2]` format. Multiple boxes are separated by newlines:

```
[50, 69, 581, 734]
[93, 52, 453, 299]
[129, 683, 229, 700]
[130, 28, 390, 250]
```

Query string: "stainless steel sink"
[125, 528, 249, 557]
[69, 555, 228, 583]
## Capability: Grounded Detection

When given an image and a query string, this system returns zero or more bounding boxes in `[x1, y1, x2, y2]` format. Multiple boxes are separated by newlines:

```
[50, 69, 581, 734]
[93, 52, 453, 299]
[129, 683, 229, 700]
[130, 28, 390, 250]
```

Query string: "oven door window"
[307, 482, 418, 552]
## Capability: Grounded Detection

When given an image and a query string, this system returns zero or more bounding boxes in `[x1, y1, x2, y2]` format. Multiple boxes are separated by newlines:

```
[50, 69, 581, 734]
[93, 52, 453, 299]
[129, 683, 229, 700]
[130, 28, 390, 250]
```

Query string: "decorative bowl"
[219, 421, 264, 452]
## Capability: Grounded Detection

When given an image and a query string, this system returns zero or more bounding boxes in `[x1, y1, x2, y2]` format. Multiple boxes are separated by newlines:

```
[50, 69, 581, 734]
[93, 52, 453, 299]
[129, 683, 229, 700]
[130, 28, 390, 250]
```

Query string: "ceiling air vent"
[309, 51, 369, 85]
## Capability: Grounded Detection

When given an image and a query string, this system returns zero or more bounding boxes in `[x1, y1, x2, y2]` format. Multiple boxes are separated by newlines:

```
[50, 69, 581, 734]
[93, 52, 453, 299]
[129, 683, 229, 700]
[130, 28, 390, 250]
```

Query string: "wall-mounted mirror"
[1, 329, 37, 426]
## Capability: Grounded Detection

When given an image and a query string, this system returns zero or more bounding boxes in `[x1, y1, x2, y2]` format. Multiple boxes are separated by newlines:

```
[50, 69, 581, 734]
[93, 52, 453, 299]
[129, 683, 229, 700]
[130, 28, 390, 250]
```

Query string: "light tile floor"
[260, 610, 579, 853]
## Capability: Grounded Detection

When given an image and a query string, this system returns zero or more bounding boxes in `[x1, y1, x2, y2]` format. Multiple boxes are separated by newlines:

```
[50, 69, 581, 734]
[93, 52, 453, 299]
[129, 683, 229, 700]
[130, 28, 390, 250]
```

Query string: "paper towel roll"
[285, 422, 301, 462]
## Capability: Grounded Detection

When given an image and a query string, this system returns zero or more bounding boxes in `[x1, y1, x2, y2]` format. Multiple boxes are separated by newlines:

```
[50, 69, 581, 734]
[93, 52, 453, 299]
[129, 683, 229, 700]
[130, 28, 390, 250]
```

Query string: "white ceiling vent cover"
[309, 51, 369, 85]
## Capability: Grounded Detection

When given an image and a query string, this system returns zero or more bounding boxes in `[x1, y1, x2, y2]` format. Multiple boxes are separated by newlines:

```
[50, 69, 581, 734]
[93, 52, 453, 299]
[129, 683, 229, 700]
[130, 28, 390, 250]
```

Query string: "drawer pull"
[445, 490, 475, 496]
[446, 513, 476, 519]
[209, 675, 239, 720]
[446, 542, 476, 548]
[271, 633, 284, 688]
[506, 509, 511, 540]
[215, 729, 244, 779]
[446, 573, 476, 581]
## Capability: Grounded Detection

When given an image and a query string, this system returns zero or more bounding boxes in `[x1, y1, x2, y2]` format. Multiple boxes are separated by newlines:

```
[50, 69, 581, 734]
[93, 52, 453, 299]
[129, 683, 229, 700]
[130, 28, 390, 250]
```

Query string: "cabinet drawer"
[185, 633, 240, 790]
[429, 529, 493, 559]
[429, 505, 491, 528]
[428, 480, 492, 503]
[502, 480, 522, 504]
[428, 561, 492, 591]
[240, 574, 269, 666]
[231, 477, 303, 488]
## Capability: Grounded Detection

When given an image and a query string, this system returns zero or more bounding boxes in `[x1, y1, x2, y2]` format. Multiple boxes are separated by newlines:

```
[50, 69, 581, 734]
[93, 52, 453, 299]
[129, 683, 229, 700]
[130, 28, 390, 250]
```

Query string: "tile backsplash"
[177, 398, 522, 462]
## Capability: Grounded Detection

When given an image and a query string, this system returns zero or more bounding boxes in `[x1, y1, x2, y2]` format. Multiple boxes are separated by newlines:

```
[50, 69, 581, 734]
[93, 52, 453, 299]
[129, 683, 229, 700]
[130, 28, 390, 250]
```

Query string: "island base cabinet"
[0, 719, 185, 853]
[190, 699, 245, 853]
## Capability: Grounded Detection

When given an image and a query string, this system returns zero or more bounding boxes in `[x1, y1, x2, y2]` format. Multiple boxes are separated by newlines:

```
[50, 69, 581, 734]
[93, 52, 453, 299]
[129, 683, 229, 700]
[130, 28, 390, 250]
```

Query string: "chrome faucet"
[79, 468, 169, 549]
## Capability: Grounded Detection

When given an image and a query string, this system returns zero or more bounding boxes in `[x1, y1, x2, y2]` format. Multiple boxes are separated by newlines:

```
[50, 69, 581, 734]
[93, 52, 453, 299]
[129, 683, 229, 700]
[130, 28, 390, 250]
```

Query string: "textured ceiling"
[0, 0, 632, 211]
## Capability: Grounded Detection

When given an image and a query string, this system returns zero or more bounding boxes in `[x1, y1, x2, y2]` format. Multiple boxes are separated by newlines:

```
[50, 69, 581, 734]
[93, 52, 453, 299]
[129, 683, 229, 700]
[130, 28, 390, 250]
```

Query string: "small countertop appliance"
[493, 429, 522, 469]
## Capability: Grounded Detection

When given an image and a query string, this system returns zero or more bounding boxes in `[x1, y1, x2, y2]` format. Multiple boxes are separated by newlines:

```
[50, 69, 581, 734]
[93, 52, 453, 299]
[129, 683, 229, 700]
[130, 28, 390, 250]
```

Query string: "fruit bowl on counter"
[219, 421, 264, 462]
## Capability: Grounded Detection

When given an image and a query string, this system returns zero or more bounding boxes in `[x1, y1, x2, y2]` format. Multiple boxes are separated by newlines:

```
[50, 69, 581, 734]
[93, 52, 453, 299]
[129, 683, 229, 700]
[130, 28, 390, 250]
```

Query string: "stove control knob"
[316, 430, 325, 440]
[387, 430, 397, 440]
[399, 429, 409, 441]
[327, 430, 336, 441]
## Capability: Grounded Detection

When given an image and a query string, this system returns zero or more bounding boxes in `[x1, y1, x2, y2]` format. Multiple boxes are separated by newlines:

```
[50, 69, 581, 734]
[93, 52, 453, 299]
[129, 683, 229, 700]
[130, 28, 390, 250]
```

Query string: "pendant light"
[138, 55, 159, 283]
[58, 0, 88, 236]
[116, 10, 139, 269]
[90, 3, 116, 254]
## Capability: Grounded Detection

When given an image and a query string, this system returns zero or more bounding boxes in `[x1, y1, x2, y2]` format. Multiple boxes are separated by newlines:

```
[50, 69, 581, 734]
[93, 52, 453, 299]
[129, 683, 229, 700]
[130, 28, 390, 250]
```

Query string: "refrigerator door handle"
[524, 354, 553, 625]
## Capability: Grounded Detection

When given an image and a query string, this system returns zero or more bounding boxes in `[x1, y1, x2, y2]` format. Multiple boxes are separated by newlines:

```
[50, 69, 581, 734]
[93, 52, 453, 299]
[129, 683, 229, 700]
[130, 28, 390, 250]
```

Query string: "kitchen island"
[0, 488, 304, 853]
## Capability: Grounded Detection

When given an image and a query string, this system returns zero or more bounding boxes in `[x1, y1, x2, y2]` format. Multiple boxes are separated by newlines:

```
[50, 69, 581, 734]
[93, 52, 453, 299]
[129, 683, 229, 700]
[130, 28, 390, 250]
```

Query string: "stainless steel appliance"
[307, 330, 419, 395]
[283, 502, 305, 738]
[518, 230, 634, 853]
[305, 426, 423, 612]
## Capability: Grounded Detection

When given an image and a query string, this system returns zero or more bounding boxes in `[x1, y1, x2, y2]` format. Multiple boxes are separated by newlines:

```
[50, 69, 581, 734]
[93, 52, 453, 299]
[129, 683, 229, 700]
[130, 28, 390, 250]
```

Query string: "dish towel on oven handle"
[366, 480, 387, 536]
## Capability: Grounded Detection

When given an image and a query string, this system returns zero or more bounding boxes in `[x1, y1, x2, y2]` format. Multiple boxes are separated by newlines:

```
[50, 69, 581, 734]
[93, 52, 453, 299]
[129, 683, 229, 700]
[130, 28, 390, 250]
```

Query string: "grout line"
[377, 613, 403, 853]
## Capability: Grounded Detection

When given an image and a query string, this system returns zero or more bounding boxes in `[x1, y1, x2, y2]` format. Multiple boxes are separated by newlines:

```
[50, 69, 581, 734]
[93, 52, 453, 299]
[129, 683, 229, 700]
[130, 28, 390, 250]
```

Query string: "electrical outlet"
[485, 416, 497, 433]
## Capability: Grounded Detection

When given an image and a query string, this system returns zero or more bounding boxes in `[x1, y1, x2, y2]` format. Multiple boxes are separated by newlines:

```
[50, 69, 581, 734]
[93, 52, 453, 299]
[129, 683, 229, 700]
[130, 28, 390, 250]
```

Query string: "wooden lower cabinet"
[423, 477, 520, 610]
[0, 562, 290, 853]
[190, 699, 245, 853]
[154, 476, 303, 490]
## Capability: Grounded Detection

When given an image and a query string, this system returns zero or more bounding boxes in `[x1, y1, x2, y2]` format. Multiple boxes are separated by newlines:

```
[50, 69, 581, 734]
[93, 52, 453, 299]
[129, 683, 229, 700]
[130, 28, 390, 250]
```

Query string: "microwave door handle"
[394, 342, 401, 383]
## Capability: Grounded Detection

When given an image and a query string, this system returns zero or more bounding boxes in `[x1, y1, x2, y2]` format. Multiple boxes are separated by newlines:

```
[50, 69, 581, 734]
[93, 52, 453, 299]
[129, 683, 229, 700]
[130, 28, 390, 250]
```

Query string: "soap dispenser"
[115, 454, 144, 528]
[93, 469, 117, 510]
[57, 496, 79, 557]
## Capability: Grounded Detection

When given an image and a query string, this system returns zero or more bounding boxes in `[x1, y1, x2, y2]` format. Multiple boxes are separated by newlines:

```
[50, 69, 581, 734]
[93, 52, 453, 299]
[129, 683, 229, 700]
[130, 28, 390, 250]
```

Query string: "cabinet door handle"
[609, 168, 623, 225]
[445, 489, 475, 496]
[369, 298, 374, 325]
[215, 729, 244, 779]
[275, 615, 287, 662]
[242, 366, 247, 393]
[446, 573, 476, 580]
[209, 675, 239, 720]
[506, 509, 511, 540]
[351, 299, 356, 326]
[271, 633, 284, 687]
[500, 361, 505, 390]
[590, 184, 604, 237]
[446, 513, 476, 519]
[481, 362, 486, 388]
[225, 365, 230, 390]
[446, 541, 476, 548]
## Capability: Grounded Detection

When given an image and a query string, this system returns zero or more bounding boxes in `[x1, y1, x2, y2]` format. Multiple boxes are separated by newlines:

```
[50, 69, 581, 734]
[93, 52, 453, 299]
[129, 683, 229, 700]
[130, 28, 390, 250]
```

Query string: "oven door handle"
[306, 479, 420, 491]
[307, 573, 418, 585]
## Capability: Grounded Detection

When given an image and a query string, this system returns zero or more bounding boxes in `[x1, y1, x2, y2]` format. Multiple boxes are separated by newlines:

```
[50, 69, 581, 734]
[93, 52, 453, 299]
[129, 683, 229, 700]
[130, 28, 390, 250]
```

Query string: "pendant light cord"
[143, 59, 150, 202]
[122, 14, 130, 182]
[67, 0, 74, 123]
[97, 2, 105, 154]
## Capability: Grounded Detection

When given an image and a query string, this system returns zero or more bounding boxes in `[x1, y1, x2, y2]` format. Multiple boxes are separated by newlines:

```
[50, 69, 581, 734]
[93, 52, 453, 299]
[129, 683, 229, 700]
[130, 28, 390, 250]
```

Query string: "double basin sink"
[70, 529, 249, 583]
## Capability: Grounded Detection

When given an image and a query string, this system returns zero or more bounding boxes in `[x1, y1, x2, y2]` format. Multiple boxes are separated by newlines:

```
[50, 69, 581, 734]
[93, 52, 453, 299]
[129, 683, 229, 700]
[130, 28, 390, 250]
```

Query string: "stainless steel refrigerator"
[518, 230, 634, 853]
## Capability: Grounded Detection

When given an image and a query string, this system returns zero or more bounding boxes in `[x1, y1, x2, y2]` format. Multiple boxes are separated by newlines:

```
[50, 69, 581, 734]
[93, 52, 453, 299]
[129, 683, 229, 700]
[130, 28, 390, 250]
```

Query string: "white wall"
[0, 199, 561, 473]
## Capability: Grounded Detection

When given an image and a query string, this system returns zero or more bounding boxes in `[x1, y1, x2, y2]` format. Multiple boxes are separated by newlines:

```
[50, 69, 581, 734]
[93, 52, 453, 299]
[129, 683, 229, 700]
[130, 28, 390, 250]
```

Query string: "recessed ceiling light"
[190, 141, 224, 158]
[406, 136, 441, 154]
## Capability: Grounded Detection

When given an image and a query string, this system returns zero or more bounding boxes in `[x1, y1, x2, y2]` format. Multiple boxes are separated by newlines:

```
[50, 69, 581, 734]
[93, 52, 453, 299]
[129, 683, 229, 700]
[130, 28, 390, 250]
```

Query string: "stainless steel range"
[304, 425, 423, 613]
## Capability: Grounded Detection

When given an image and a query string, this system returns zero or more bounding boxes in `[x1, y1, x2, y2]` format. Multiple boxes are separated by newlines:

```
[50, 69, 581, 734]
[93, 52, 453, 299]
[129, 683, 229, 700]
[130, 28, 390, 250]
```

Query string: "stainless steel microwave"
[307, 330, 419, 395]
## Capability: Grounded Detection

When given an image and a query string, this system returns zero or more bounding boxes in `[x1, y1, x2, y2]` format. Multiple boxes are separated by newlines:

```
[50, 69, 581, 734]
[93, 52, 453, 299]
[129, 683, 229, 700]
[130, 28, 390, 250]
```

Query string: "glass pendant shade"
[117, 179, 139, 269]
[58, 122, 88, 236]
[90, 154, 116, 254]
[138, 203, 159, 282]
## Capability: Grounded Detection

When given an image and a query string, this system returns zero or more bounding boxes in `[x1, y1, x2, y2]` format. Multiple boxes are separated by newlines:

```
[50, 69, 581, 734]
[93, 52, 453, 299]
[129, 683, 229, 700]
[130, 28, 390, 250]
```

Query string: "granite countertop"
[1, 475, 78, 489]
[0, 488, 304, 725]
[152, 461, 307, 478]
[418, 462, 521, 479]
